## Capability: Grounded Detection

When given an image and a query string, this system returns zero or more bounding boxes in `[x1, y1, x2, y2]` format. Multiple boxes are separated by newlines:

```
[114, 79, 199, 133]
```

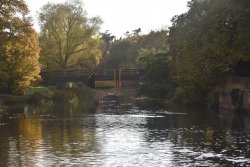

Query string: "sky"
[24, 0, 189, 37]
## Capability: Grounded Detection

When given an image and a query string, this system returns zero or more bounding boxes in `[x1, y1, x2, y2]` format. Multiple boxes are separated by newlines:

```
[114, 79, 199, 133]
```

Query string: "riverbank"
[1, 85, 173, 113]
[0, 84, 95, 111]
[0, 94, 29, 104]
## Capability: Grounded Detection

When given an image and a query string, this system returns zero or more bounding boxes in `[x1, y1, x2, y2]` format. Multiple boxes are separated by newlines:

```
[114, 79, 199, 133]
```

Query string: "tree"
[138, 29, 169, 55]
[105, 38, 135, 69]
[39, 0, 103, 71]
[104, 29, 169, 69]
[137, 51, 173, 99]
[135, 29, 172, 98]
[0, 0, 40, 94]
[169, 0, 250, 103]
[100, 30, 115, 58]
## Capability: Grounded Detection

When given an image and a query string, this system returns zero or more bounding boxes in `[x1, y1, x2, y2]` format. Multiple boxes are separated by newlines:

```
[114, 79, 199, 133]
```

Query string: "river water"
[0, 93, 250, 167]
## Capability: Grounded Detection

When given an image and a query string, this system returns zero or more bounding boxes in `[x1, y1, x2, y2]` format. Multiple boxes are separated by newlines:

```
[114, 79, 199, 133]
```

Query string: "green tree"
[0, 0, 40, 94]
[137, 52, 172, 99]
[105, 38, 135, 68]
[139, 29, 169, 52]
[135, 29, 171, 99]
[169, 0, 250, 103]
[104, 29, 169, 69]
[105, 29, 144, 69]
[100, 30, 115, 58]
[39, 0, 103, 71]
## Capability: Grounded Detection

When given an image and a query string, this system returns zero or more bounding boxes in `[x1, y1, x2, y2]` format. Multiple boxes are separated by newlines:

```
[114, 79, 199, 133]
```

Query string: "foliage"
[137, 48, 167, 65]
[0, 94, 28, 104]
[100, 30, 116, 58]
[0, 103, 7, 112]
[137, 53, 173, 99]
[27, 87, 53, 104]
[169, 0, 250, 103]
[52, 82, 93, 103]
[138, 29, 169, 54]
[0, 0, 41, 94]
[39, 0, 103, 71]
[134, 29, 171, 99]
[104, 29, 169, 69]
[106, 38, 135, 68]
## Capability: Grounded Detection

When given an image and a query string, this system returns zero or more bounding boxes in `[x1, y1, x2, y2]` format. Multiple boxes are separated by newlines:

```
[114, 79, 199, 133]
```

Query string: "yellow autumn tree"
[39, 0, 103, 72]
[0, 0, 41, 94]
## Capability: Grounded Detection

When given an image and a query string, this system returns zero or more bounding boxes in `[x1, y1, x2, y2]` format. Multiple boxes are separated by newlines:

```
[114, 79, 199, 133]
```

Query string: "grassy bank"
[0, 94, 29, 104]
[0, 83, 95, 110]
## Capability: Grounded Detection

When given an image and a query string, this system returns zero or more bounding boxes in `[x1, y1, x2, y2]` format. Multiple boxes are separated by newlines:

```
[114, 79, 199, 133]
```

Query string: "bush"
[0, 94, 28, 104]
[52, 83, 93, 104]
[52, 90, 68, 102]
[27, 87, 53, 104]
[173, 86, 206, 105]
[137, 53, 173, 99]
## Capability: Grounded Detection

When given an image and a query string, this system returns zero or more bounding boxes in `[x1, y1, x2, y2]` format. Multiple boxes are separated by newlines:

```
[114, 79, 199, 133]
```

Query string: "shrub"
[27, 87, 53, 104]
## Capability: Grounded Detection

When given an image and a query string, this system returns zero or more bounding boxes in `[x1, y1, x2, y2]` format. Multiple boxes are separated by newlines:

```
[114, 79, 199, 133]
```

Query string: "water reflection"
[219, 108, 250, 134]
[0, 103, 97, 166]
[0, 96, 250, 166]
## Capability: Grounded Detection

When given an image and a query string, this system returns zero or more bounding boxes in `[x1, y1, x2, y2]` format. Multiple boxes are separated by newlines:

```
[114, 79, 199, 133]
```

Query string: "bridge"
[41, 68, 144, 88]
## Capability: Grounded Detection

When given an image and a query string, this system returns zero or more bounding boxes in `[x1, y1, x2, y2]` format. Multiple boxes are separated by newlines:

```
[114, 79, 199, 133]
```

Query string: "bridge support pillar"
[114, 69, 117, 89]
[114, 69, 122, 89]
[118, 69, 121, 89]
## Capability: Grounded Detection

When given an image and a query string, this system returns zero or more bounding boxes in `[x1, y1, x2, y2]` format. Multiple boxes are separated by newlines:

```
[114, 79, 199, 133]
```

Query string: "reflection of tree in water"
[18, 116, 42, 166]
[0, 105, 40, 167]
[0, 123, 14, 166]
[19, 117, 42, 141]
[0, 102, 98, 166]
[218, 108, 250, 157]
[42, 103, 97, 157]
[244, 116, 250, 136]
[219, 108, 250, 133]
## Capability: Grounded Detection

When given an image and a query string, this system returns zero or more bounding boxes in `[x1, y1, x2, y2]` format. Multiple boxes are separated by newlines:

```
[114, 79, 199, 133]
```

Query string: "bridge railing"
[120, 69, 144, 76]
[41, 70, 90, 84]
[95, 69, 115, 76]
[41, 70, 90, 77]
[41, 68, 145, 86]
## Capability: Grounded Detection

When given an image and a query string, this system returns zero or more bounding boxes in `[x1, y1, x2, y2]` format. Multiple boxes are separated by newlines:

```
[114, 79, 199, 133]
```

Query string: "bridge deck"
[41, 69, 144, 86]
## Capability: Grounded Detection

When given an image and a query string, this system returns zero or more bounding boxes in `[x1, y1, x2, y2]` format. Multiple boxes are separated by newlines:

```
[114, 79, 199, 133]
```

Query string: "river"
[0, 92, 250, 166]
